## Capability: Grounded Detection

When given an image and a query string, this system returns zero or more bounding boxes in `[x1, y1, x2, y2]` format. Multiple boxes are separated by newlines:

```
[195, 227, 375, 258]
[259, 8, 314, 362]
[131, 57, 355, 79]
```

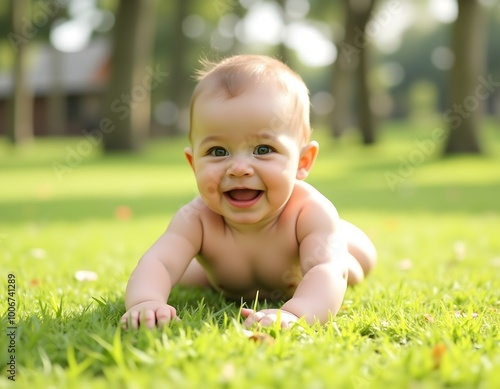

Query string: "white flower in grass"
[74, 270, 98, 282]
[453, 241, 466, 261]
[31, 248, 46, 260]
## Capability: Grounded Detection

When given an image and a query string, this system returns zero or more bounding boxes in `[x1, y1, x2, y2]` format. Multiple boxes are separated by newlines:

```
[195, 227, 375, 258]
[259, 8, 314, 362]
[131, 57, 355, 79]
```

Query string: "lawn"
[1, 121, 500, 388]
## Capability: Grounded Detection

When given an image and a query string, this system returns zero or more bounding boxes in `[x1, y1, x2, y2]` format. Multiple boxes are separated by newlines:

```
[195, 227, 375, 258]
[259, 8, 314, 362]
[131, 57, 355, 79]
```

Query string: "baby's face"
[186, 88, 305, 228]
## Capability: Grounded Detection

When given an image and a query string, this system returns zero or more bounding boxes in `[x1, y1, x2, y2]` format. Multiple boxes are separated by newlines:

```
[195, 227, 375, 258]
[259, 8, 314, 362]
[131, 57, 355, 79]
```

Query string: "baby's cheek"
[202, 182, 219, 199]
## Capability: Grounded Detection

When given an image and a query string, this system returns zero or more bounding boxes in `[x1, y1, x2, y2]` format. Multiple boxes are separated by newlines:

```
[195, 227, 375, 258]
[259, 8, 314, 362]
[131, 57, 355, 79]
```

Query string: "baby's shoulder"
[176, 196, 214, 220]
[292, 181, 339, 238]
[292, 181, 337, 213]
[176, 196, 226, 228]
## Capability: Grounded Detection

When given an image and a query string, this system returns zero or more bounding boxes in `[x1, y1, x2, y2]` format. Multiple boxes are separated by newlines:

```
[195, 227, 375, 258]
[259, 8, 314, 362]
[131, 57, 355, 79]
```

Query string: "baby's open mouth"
[225, 189, 263, 201]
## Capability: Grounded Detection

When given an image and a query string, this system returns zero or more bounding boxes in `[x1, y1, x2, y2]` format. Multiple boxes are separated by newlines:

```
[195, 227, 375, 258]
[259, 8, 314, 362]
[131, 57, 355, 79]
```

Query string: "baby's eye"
[209, 147, 229, 157]
[254, 145, 274, 155]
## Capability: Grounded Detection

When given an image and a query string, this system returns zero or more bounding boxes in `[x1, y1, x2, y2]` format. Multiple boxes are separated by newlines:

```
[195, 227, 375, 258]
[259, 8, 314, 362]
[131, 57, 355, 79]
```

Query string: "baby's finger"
[120, 314, 129, 330]
[240, 307, 254, 318]
[156, 306, 177, 326]
[140, 309, 157, 329]
[122, 310, 141, 330]
[258, 314, 278, 328]
[243, 310, 266, 328]
[279, 317, 298, 329]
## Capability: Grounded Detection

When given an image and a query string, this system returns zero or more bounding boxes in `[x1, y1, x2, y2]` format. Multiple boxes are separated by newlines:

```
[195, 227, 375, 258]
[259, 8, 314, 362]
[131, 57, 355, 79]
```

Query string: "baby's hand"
[121, 301, 178, 330]
[240, 308, 299, 329]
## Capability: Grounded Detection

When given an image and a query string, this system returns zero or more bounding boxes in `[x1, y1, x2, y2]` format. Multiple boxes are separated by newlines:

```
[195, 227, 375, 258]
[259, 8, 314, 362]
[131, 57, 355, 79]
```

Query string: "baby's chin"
[201, 196, 287, 226]
[222, 214, 268, 225]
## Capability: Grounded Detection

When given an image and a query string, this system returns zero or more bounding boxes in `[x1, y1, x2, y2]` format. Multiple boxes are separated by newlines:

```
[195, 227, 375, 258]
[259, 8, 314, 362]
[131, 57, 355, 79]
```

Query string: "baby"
[121, 54, 377, 330]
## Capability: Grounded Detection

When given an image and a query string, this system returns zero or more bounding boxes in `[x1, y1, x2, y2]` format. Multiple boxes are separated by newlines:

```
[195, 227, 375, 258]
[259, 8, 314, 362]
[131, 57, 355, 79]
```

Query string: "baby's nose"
[226, 158, 254, 177]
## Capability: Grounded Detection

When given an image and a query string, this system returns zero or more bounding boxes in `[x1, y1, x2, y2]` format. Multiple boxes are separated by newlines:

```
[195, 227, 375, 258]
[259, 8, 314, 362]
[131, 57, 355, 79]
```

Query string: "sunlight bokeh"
[50, 0, 114, 52]
[427, 0, 458, 24]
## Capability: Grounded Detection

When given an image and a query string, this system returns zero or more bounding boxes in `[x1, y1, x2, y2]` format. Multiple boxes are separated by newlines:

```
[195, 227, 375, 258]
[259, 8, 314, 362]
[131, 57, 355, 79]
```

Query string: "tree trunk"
[357, 46, 376, 144]
[356, 1, 376, 145]
[277, 0, 289, 64]
[7, 0, 34, 145]
[330, 0, 376, 143]
[330, 0, 358, 138]
[102, 0, 158, 152]
[444, 0, 486, 154]
[47, 46, 66, 136]
[167, 0, 190, 134]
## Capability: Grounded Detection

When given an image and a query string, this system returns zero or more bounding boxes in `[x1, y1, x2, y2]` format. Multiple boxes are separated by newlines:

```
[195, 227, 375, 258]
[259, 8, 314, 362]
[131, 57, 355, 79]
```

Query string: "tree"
[102, 0, 158, 152]
[7, 0, 34, 145]
[167, 0, 190, 134]
[276, 0, 290, 64]
[330, 0, 377, 144]
[444, 0, 486, 154]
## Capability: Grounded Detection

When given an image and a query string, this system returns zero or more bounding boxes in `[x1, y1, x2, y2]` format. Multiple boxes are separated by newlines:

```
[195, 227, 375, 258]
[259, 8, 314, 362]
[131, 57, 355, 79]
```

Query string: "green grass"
[1, 121, 500, 388]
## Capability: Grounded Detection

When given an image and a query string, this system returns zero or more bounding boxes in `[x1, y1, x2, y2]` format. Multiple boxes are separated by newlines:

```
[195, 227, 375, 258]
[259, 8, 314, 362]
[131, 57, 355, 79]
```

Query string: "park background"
[1, 0, 500, 388]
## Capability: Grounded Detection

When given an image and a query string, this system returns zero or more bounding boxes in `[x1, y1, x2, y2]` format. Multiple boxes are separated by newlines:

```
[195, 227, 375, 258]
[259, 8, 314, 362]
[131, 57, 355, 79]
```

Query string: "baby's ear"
[296, 141, 319, 180]
[184, 147, 195, 172]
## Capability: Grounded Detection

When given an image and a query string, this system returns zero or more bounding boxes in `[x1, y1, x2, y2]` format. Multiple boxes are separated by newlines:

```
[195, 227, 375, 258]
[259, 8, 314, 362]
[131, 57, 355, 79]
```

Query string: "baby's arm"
[285, 201, 349, 324]
[242, 236, 348, 328]
[280, 230, 348, 324]
[242, 199, 348, 328]
[121, 204, 202, 329]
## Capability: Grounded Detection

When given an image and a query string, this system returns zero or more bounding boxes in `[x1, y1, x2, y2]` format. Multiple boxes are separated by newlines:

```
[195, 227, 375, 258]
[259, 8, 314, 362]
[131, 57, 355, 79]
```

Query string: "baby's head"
[185, 55, 319, 224]
[189, 55, 311, 146]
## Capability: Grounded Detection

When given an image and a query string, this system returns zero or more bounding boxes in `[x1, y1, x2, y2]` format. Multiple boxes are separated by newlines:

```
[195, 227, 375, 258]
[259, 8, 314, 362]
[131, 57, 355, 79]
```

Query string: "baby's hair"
[189, 54, 311, 144]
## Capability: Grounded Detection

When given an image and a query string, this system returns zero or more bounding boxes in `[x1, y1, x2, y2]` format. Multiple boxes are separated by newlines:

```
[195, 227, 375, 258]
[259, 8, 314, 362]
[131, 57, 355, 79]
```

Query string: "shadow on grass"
[318, 182, 500, 215]
[0, 193, 193, 224]
[1, 181, 499, 226]
[0, 137, 189, 171]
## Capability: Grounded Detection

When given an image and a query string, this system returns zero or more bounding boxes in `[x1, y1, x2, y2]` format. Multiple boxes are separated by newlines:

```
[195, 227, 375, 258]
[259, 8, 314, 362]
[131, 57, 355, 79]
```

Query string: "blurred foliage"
[0, 0, 499, 133]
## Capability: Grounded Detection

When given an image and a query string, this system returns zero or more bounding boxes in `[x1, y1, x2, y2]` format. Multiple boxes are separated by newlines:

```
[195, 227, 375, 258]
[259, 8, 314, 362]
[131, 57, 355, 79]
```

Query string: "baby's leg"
[178, 259, 212, 288]
[339, 219, 377, 286]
